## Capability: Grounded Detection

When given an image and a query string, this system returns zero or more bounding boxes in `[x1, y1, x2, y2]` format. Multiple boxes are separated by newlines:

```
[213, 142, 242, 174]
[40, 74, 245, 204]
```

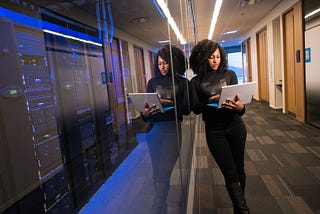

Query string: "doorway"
[257, 28, 269, 102]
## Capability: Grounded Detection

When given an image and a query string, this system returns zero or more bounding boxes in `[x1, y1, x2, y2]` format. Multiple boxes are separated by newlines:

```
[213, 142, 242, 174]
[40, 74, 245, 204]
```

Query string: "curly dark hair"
[189, 39, 227, 76]
[154, 44, 186, 76]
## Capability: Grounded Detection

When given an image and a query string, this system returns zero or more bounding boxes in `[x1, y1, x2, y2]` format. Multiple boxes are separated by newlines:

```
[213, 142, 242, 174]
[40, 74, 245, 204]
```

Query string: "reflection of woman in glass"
[141, 44, 190, 214]
[189, 39, 250, 213]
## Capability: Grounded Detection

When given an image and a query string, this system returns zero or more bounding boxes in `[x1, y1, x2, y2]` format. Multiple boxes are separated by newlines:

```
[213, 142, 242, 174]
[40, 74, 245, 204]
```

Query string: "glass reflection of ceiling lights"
[154, 0, 187, 45]
[43, 29, 102, 46]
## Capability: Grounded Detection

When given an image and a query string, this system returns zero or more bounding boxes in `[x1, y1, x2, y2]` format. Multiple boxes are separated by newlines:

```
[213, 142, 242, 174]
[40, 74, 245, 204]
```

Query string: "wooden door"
[133, 46, 146, 92]
[257, 29, 269, 102]
[111, 39, 127, 133]
[283, 1, 305, 121]
[284, 9, 297, 116]
[242, 39, 252, 83]
[149, 51, 156, 78]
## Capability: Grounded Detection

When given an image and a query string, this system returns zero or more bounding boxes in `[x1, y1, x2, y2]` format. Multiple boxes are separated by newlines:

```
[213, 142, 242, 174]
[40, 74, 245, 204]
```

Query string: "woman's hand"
[208, 94, 220, 103]
[160, 98, 173, 106]
[221, 94, 244, 111]
[140, 102, 161, 120]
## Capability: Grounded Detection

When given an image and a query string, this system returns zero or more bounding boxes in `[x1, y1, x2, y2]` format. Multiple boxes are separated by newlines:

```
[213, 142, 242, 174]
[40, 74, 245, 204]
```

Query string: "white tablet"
[217, 82, 256, 108]
[128, 92, 165, 113]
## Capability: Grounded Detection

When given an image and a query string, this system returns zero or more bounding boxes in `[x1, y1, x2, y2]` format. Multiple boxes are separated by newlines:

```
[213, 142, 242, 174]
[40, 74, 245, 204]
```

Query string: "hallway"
[193, 100, 320, 213]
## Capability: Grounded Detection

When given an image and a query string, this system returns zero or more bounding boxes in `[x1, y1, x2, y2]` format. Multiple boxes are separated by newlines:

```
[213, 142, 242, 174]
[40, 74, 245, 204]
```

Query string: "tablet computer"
[128, 92, 165, 113]
[217, 82, 256, 108]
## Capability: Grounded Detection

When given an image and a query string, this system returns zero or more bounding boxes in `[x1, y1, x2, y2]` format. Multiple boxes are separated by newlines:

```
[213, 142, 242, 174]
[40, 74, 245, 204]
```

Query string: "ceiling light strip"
[208, 0, 223, 40]
[43, 29, 102, 46]
[155, 0, 186, 44]
[305, 8, 320, 19]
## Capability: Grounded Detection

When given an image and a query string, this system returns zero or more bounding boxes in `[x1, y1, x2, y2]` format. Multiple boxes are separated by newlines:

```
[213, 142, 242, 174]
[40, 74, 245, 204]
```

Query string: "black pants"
[205, 117, 247, 185]
[147, 121, 181, 214]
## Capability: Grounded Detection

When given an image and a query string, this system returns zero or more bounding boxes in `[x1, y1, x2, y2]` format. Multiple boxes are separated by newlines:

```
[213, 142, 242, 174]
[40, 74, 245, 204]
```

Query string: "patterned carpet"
[193, 100, 320, 214]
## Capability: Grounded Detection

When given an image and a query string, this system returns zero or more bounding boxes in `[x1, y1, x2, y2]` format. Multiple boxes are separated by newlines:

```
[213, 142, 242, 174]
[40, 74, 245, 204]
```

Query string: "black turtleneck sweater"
[190, 69, 245, 127]
[147, 75, 190, 122]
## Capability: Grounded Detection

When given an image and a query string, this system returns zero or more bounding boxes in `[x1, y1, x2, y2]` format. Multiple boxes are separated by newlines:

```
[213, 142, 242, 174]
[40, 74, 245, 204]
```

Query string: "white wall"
[272, 18, 283, 109]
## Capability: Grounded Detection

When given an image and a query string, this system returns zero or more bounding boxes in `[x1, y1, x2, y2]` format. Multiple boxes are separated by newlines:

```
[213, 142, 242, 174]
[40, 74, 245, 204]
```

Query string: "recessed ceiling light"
[222, 30, 238, 35]
[131, 17, 149, 24]
[158, 40, 170, 44]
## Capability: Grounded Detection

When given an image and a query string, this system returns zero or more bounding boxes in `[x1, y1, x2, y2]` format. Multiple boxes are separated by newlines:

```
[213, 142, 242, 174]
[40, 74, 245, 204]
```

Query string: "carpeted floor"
[193, 100, 320, 214]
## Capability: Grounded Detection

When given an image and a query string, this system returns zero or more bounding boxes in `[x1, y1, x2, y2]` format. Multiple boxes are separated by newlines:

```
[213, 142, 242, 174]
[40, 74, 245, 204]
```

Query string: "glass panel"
[0, 0, 196, 213]
[304, 0, 320, 128]
[228, 52, 243, 83]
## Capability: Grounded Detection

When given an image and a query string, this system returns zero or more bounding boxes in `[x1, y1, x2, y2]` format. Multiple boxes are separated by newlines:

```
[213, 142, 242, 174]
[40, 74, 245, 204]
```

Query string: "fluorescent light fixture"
[305, 8, 320, 19]
[222, 30, 238, 35]
[158, 40, 171, 43]
[155, 0, 187, 45]
[208, 0, 223, 39]
[43, 29, 102, 46]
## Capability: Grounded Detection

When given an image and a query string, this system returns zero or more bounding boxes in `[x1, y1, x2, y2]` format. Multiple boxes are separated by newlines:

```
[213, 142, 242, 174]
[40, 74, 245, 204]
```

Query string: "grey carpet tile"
[307, 166, 320, 180]
[251, 144, 287, 155]
[306, 146, 320, 158]
[266, 128, 287, 136]
[250, 160, 283, 175]
[273, 153, 302, 167]
[281, 142, 309, 153]
[247, 196, 283, 214]
[246, 176, 271, 196]
[293, 153, 320, 166]
[246, 149, 268, 161]
[261, 175, 293, 196]
[257, 135, 277, 144]
[291, 185, 320, 211]
[244, 161, 259, 176]
[280, 167, 320, 186]
[275, 196, 313, 214]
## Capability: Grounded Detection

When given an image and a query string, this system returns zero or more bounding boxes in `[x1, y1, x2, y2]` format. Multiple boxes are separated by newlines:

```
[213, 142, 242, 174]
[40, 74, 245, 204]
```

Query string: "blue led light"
[152, 0, 165, 19]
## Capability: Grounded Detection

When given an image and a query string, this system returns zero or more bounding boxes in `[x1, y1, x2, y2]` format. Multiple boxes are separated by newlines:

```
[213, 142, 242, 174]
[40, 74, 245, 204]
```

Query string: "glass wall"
[0, 1, 195, 213]
[304, 0, 320, 128]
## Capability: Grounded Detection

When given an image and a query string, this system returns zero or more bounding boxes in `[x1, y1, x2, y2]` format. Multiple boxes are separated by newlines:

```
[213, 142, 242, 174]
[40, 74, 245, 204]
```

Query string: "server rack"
[0, 17, 40, 213]
[1, 4, 137, 212]
[15, 26, 73, 213]
[44, 33, 114, 209]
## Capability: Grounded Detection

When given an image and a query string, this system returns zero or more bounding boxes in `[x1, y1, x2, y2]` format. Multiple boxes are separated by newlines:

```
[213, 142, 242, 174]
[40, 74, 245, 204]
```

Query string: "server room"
[0, 0, 319, 214]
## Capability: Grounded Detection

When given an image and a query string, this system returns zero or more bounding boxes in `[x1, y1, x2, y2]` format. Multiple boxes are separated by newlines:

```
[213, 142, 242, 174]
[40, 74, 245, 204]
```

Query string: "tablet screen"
[128, 92, 165, 113]
[217, 82, 256, 108]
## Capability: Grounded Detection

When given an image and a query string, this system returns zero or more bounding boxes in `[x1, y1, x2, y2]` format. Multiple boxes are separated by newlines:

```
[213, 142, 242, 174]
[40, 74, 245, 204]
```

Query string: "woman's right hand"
[140, 102, 161, 120]
[208, 94, 220, 103]
[160, 98, 173, 106]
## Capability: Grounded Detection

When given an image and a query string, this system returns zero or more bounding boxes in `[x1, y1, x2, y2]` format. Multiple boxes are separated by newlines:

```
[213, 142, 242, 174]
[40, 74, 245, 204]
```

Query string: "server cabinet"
[0, 17, 40, 212]
[14, 25, 72, 213]
[15, 27, 64, 181]
[86, 44, 117, 175]
[45, 33, 107, 209]
[87, 45, 112, 141]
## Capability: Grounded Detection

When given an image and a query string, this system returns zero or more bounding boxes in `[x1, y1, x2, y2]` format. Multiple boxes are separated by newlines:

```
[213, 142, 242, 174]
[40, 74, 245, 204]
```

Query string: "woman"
[141, 44, 190, 214]
[189, 39, 250, 214]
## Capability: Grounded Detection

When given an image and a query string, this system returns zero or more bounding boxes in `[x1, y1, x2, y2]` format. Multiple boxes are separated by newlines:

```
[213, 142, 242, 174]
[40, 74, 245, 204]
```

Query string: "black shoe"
[226, 182, 250, 214]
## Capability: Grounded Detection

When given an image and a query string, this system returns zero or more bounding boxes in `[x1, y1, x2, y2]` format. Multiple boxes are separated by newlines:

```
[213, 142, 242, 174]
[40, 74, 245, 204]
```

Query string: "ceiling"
[37, 0, 285, 49]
